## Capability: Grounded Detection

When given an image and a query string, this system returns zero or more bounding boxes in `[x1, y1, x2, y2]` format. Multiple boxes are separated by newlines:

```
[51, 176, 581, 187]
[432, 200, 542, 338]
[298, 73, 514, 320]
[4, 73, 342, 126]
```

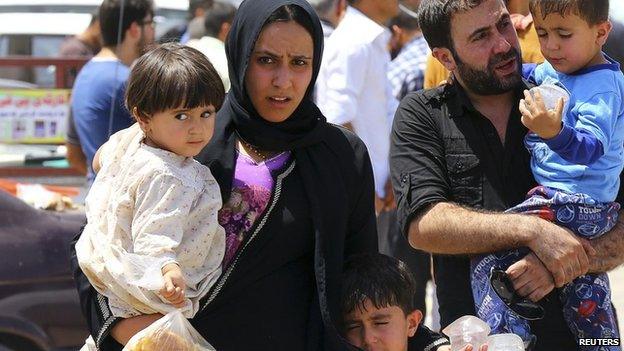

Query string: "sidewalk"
[609, 265, 624, 328]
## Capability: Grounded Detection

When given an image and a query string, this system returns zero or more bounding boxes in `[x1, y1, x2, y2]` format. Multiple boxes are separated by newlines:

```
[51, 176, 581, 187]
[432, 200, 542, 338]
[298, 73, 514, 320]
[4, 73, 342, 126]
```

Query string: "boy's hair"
[204, 1, 237, 38]
[99, 0, 154, 47]
[529, 0, 609, 25]
[341, 253, 417, 316]
[417, 0, 487, 51]
[125, 43, 226, 120]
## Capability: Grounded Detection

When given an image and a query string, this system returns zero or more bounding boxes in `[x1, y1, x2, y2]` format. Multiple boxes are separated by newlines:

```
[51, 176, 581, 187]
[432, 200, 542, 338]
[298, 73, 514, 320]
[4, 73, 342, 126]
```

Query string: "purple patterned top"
[218, 151, 291, 268]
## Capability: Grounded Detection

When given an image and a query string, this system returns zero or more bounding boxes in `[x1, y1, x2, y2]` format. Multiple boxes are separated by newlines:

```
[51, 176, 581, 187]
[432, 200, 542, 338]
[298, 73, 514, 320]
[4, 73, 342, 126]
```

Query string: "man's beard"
[453, 47, 523, 95]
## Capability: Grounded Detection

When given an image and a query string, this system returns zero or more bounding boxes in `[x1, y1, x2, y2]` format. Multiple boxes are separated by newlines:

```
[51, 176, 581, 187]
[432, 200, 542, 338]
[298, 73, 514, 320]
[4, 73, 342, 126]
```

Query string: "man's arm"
[66, 142, 88, 175]
[390, 93, 590, 288]
[589, 171, 624, 273]
[410, 202, 590, 287]
[65, 111, 87, 175]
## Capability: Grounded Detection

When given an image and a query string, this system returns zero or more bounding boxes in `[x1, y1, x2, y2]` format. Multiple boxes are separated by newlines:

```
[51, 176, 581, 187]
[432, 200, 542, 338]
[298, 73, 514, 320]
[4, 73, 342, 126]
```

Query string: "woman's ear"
[432, 47, 457, 71]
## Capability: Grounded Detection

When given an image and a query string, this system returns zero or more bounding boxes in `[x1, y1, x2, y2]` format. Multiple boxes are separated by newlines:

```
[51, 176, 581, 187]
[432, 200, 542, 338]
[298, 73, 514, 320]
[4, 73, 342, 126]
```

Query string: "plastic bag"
[123, 310, 215, 351]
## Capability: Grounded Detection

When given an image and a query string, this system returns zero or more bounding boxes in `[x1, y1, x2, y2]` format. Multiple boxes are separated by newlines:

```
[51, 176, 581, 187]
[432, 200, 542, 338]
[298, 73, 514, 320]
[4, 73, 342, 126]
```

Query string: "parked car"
[0, 190, 86, 350]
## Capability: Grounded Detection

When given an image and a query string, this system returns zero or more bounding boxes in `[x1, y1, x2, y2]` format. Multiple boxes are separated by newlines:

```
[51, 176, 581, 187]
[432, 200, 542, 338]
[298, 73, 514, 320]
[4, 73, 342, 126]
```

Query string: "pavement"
[609, 266, 624, 328]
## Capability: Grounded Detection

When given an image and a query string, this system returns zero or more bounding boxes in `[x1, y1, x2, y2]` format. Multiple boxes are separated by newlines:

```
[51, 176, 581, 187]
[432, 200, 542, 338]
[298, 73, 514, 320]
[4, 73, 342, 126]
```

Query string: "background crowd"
[57, 0, 624, 350]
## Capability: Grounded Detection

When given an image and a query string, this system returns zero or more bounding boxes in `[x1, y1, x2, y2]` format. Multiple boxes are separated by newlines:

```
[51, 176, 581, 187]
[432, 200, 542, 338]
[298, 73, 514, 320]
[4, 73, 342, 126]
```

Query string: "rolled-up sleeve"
[389, 93, 450, 235]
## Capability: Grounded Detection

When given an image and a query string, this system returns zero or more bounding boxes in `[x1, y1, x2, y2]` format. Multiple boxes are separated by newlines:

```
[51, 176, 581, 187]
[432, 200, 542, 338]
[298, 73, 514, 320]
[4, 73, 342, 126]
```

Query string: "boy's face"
[533, 9, 611, 74]
[344, 299, 422, 351]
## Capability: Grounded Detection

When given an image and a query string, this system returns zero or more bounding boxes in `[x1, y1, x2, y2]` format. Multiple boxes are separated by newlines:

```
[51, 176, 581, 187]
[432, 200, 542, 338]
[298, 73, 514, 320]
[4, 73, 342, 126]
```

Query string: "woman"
[70, 0, 447, 349]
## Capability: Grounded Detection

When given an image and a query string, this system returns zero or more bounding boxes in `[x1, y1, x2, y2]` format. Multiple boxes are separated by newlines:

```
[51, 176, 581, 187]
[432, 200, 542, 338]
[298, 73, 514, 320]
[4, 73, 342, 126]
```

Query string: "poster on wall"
[0, 89, 70, 144]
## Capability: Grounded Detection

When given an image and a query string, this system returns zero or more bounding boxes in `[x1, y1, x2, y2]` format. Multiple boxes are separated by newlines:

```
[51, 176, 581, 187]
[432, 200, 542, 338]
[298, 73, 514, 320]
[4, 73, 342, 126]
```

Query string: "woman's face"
[245, 20, 314, 123]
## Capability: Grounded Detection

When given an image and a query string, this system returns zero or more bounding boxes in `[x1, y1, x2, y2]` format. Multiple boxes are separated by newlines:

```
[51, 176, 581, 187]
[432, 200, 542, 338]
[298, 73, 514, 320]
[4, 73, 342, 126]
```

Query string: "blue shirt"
[526, 56, 624, 202]
[71, 58, 133, 183]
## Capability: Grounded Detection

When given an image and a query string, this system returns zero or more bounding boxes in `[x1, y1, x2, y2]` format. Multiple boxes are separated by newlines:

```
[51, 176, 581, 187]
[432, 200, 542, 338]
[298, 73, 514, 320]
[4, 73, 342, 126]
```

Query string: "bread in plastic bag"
[123, 310, 215, 351]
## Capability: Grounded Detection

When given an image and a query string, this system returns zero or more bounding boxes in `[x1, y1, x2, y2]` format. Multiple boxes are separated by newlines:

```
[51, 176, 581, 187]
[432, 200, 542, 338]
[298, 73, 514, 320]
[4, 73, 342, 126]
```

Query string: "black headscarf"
[198, 0, 328, 200]
[196, 1, 366, 349]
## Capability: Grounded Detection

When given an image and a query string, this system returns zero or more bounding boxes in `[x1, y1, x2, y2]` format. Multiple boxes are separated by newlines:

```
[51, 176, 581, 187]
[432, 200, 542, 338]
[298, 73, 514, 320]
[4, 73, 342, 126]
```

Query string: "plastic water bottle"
[487, 333, 525, 351]
[528, 77, 570, 111]
[442, 315, 491, 351]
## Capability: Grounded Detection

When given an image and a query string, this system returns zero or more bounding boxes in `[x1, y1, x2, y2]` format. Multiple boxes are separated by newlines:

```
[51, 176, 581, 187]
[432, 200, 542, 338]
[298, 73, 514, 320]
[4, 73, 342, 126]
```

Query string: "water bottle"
[442, 315, 491, 351]
[487, 333, 525, 351]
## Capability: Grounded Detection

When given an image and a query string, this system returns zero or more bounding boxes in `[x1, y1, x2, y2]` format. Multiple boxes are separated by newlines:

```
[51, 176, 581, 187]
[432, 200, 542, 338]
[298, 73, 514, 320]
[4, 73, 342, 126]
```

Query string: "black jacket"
[70, 124, 448, 350]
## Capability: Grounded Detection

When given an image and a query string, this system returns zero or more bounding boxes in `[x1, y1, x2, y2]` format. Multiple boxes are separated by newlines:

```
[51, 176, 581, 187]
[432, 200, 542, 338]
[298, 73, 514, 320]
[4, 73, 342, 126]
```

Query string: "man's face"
[449, 0, 523, 95]
[137, 14, 156, 53]
[375, 0, 400, 22]
[344, 299, 422, 351]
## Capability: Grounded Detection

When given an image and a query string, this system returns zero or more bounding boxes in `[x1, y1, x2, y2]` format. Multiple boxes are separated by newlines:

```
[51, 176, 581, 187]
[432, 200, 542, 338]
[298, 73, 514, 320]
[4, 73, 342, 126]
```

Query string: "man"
[187, 1, 236, 90]
[388, 2, 428, 99]
[316, 0, 400, 211]
[390, 0, 624, 350]
[423, 0, 543, 88]
[307, 0, 347, 38]
[71, 0, 155, 185]
[59, 11, 101, 58]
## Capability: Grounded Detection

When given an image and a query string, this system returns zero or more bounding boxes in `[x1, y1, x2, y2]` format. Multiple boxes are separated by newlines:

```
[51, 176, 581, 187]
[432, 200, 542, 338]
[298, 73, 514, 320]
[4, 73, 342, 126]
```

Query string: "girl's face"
[136, 104, 216, 157]
[244, 20, 314, 123]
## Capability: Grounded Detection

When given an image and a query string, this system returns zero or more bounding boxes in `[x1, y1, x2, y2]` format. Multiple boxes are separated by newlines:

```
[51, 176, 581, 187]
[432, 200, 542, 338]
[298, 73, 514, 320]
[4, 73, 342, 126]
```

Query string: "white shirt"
[316, 6, 399, 197]
[187, 36, 231, 91]
[76, 124, 225, 318]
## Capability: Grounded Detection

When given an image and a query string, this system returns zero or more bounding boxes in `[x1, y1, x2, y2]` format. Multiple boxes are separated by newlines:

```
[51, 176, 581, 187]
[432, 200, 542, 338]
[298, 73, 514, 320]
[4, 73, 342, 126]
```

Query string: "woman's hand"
[110, 314, 162, 345]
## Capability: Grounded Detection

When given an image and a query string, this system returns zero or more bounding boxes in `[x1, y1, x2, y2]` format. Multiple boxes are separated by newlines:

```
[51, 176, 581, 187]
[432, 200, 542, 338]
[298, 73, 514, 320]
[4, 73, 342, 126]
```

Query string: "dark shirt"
[390, 81, 579, 350]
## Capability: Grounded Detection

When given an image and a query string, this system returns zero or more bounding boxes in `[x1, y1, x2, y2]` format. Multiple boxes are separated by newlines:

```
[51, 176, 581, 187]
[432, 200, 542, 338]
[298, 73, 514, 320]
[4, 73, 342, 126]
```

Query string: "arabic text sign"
[0, 89, 70, 144]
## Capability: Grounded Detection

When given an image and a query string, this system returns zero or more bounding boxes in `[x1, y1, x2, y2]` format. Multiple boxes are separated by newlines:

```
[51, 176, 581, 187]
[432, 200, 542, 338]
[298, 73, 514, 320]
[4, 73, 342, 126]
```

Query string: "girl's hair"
[126, 42, 226, 120]
[263, 4, 315, 38]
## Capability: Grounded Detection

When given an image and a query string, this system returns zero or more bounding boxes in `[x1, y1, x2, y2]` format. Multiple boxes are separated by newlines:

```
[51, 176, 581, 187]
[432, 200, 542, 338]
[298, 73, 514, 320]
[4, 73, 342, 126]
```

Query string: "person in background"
[159, 0, 213, 43]
[71, 0, 155, 185]
[181, 0, 214, 43]
[187, 1, 236, 90]
[307, 0, 347, 38]
[423, 0, 543, 88]
[59, 11, 102, 58]
[388, 1, 428, 97]
[316, 0, 400, 214]
[383, 0, 433, 324]
[61, 10, 102, 175]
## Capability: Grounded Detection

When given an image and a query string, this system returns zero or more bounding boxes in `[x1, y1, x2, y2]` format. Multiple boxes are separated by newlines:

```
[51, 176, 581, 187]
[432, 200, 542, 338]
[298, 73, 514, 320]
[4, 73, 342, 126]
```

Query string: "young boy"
[342, 253, 486, 351]
[471, 0, 624, 349]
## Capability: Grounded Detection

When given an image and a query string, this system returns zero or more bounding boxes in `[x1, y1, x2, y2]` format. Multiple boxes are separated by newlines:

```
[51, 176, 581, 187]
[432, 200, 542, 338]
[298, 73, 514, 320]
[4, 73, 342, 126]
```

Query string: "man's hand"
[526, 219, 595, 287]
[507, 252, 554, 301]
[160, 263, 186, 308]
[437, 344, 487, 351]
[519, 89, 564, 139]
